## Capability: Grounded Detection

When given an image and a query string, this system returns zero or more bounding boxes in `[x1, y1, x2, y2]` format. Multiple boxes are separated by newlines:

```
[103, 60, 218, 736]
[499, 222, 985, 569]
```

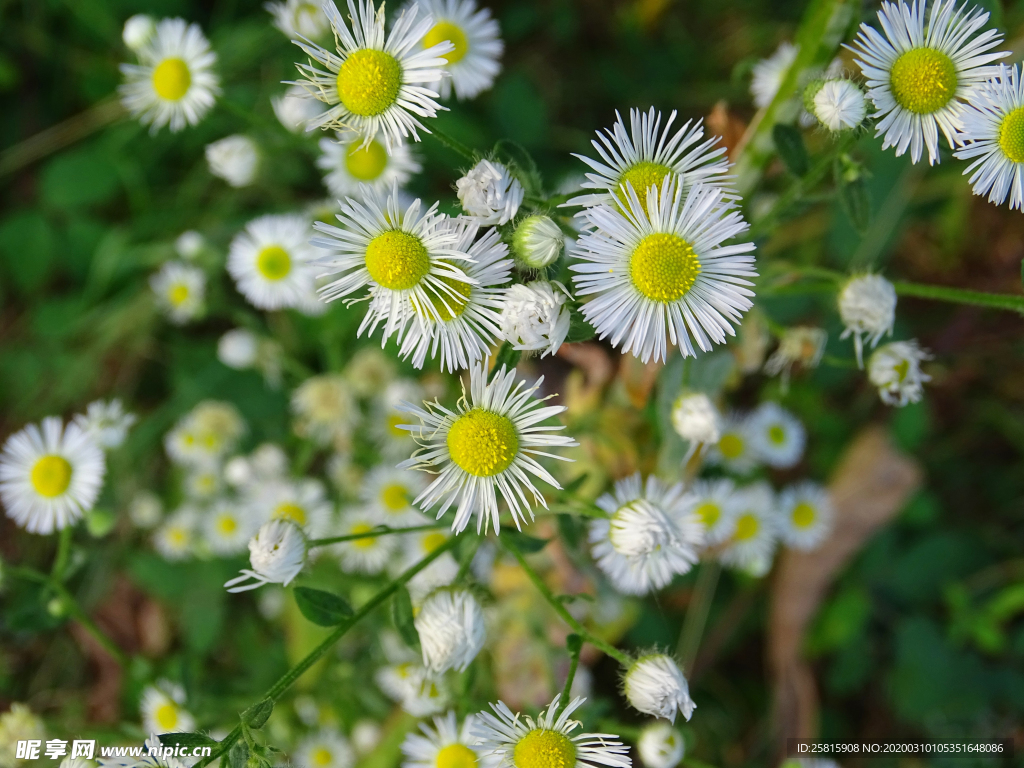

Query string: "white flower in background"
[225, 519, 307, 592]
[206, 134, 259, 187]
[499, 281, 572, 358]
[344, 347, 398, 398]
[776, 481, 834, 551]
[317, 131, 421, 199]
[218, 328, 259, 369]
[751, 41, 799, 108]
[401, 711, 487, 768]
[204, 501, 255, 556]
[293, 728, 355, 768]
[266, 0, 330, 39]
[394, 220, 512, 372]
[0, 417, 105, 535]
[455, 160, 523, 225]
[0, 704, 45, 768]
[623, 654, 694, 723]
[119, 18, 220, 132]
[670, 391, 720, 446]
[150, 261, 205, 324]
[956, 64, 1024, 209]
[291, 0, 452, 150]
[361, 465, 428, 526]
[589, 473, 704, 596]
[868, 340, 933, 407]
[97, 734, 183, 768]
[719, 482, 778, 577]
[292, 374, 359, 448]
[748, 401, 806, 469]
[763, 327, 827, 386]
[474, 695, 631, 768]
[851, 0, 1007, 165]
[399, 530, 461, 604]
[809, 79, 867, 131]
[372, 379, 427, 459]
[511, 213, 563, 269]
[140, 681, 194, 735]
[165, 401, 245, 467]
[569, 108, 732, 213]
[260, 479, 334, 540]
[572, 179, 757, 363]
[184, 465, 222, 500]
[397, 359, 578, 534]
[228, 213, 318, 311]
[272, 84, 327, 132]
[838, 274, 897, 367]
[251, 443, 289, 481]
[689, 478, 738, 546]
[73, 400, 136, 450]
[704, 411, 758, 475]
[352, 720, 383, 756]
[335, 509, 397, 574]
[411, 0, 503, 100]
[129, 491, 163, 529]
[174, 230, 204, 259]
[123, 14, 156, 52]
[415, 588, 486, 673]
[153, 507, 198, 561]
[637, 722, 685, 768]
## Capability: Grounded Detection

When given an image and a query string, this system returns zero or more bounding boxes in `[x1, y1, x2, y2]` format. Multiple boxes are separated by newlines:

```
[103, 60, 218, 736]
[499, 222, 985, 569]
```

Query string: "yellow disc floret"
[768, 425, 786, 444]
[513, 729, 577, 768]
[152, 58, 191, 101]
[733, 513, 759, 541]
[718, 433, 744, 460]
[337, 49, 402, 117]
[217, 515, 238, 535]
[436, 743, 478, 768]
[423, 21, 470, 65]
[257, 245, 292, 281]
[155, 702, 179, 731]
[630, 233, 701, 303]
[386, 413, 408, 437]
[351, 522, 378, 549]
[312, 747, 334, 767]
[380, 483, 409, 511]
[616, 161, 672, 216]
[446, 408, 519, 477]
[423, 531, 448, 552]
[365, 230, 431, 290]
[889, 48, 957, 115]
[274, 503, 307, 526]
[791, 502, 817, 529]
[346, 139, 389, 181]
[30, 455, 72, 498]
[999, 106, 1024, 164]
[695, 502, 721, 528]
[169, 283, 190, 306]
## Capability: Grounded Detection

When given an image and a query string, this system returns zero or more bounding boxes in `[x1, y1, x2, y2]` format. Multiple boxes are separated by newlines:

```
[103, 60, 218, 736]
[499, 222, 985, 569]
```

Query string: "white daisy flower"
[150, 261, 205, 325]
[704, 411, 758, 474]
[0, 417, 105, 535]
[394, 220, 512, 372]
[747, 401, 805, 469]
[318, 131, 421, 199]
[73, 399, 136, 450]
[225, 519, 307, 592]
[206, 134, 259, 187]
[293, 728, 355, 768]
[455, 160, 523, 225]
[589, 473, 704, 596]
[719, 482, 778, 577]
[623, 654, 694, 723]
[401, 711, 490, 768]
[838, 273, 897, 367]
[291, 0, 452, 151]
[670, 391, 720, 447]
[123, 14, 156, 52]
[751, 41, 799, 109]
[569, 108, 732, 214]
[398, 529, 460, 603]
[129, 491, 163, 530]
[637, 722, 684, 768]
[260, 479, 334, 540]
[415, 588, 486, 673]
[409, 0, 502, 101]
[571, 179, 757, 364]
[400, 669, 451, 718]
[809, 79, 868, 131]
[312, 188, 476, 340]
[776, 481, 834, 551]
[165, 401, 246, 467]
[292, 374, 360, 448]
[955, 64, 1024, 209]
[868, 339, 932, 406]
[763, 326, 827, 387]
[218, 328, 259, 369]
[851, 0, 1007, 165]
[335, 509, 398, 574]
[184, 465, 222, 500]
[361, 465, 428, 526]
[499, 281, 572, 358]
[267, 0, 331, 39]
[353, 720, 383, 756]
[474, 695, 631, 768]
[153, 507, 198, 561]
[140, 681, 194, 735]
[227, 213, 318, 311]
[688, 478, 737, 546]
[175, 230, 205, 260]
[118, 18, 220, 133]
[372, 379, 428, 459]
[0, 704, 45, 768]
[344, 346, 398, 397]
[204, 500, 255, 556]
[397, 359, 578, 534]
[273, 83, 328, 132]
[511, 214, 564, 270]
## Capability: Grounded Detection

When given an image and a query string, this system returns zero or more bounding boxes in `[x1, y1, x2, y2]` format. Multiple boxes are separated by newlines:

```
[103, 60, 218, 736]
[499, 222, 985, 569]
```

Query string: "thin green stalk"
[51, 526, 72, 581]
[892, 281, 1024, 314]
[557, 634, 582, 714]
[676, 561, 721, 675]
[307, 522, 446, 548]
[502, 538, 630, 666]
[428, 127, 476, 162]
[454, 535, 482, 583]
[194, 536, 459, 768]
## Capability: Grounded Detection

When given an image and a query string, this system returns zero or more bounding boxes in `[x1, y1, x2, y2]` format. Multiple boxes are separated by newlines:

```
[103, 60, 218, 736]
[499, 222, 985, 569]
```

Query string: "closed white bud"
[218, 328, 259, 369]
[225, 519, 306, 592]
[868, 340, 932, 407]
[500, 280, 572, 357]
[122, 14, 156, 51]
[512, 214, 563, 269]
[839, 274, 897, 367]
[175, 230, 205, 260]
[812, 79, 867, 132]
[623, 654, 695, 723]
[670, 392, 720, 445]
[637, 721, 685, 768]
[456, 160, 524, 225]
[414, 588, 486, 673]
[206, 135, 259, 187]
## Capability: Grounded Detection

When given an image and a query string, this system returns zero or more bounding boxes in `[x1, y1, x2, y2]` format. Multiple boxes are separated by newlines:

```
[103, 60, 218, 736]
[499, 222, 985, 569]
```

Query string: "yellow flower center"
[733, 512, 759, 541]
[695, 502, 720, 528]
[894, 359, 910, 382]
[718, 433, 744, 459]
[380, 482, 409, 511]
[336, 49, 402, 116]
[616, 161, 672, 216]
[423, 531, 448, 552]
[446, 408, 519, 477]
[365, 230, 431, 290]
[513, 729, 577, 768]
[346, 139, 389, 181]
[630, 233, 701, 303]
[414, 264, 473, 321]
[169, 528, 188, 547]
[889, 48, 957, 115]
[436, 744, 477, 768]
[30, 455, 72, 498]
[387, 413, 408, 437]
[217, 515, 238, 535]
[152, 58, 191, 101]
[169, 283, 190, 306]
[791, 502, 816, 529]
[423, 21, 470, 64]
[351, 522, 377, 549]
[274, 503, 307, 526]
[155, 702, 179, 730]
[768, 425, 786, 444]
[312, 747, 334, 766]
[257, 245, 292, 281]
[998, 106, 1024, 163]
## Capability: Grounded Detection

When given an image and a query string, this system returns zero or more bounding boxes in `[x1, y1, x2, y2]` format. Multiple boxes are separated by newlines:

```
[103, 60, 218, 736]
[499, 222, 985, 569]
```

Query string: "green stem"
[428, 127, 476, 162]
[676, 561, 721, 675]
[51, 526, 72, 582]
[557, 634, 582, 714]
[307, 522, 446, 548]
[502, 538, 631, 666]
[195, 536, 459, 768]
[892, 281, 1024, 314]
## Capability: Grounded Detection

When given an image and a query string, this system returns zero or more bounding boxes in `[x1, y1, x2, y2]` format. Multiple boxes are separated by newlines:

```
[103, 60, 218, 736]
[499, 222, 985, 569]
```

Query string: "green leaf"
[504, 529, 549, 553]
[294, 587, 353, 627]
[566, 307, 597, 343]
[228, 740, 249, 768]
[392, 586, 419, 647]
[157, 733, 218, 749]
[40, 148, 120, 210]
[557, 513, 583, 550]
[0, 211, 56, 294]
[241, 699, 274, 729]
[561, 473, 589, 496]
[835, 158, 871, 233]
[772, 124, 809, 176]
